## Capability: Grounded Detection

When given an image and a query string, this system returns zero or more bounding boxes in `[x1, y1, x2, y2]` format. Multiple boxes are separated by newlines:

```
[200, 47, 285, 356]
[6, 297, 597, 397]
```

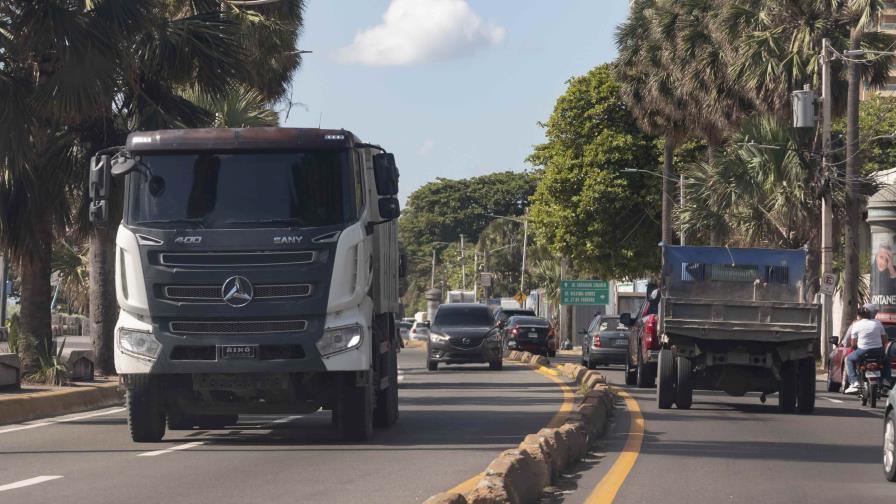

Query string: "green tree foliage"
[853, 95, 896, 175]
[527, 65, 662, 280]
[399, 172, 536, 311]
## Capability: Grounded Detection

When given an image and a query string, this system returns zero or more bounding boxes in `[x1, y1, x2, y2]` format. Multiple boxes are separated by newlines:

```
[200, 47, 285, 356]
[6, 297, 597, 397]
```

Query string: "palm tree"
[83, 1, 305, 374]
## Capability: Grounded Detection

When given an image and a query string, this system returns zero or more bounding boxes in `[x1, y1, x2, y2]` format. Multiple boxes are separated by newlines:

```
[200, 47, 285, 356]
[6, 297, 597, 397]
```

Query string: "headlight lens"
[317, 325, 363, 357]
[430, 332, 450, 343]
[118, 328, 161, 360]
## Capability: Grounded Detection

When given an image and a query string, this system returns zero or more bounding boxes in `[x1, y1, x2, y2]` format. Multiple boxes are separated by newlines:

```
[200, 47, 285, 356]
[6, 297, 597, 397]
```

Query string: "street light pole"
[820, 38, 834, 364]
[430, 249, 436, 289]
[520, 216, 528, 303]
[460, 234, 466, 292]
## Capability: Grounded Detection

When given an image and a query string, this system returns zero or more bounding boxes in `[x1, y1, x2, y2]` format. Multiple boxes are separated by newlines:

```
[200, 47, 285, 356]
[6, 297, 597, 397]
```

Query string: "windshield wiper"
[136, 218, 207, 228]
[224, 218, 305, 226]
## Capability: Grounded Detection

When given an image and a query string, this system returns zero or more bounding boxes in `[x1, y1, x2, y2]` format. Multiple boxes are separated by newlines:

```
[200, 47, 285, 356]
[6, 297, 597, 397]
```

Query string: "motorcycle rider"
[844, 303, 891, 394]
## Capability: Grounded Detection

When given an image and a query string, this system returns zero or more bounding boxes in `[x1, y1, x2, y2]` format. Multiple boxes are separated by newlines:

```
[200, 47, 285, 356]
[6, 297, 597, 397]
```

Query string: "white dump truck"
[88, 128, 403, 442]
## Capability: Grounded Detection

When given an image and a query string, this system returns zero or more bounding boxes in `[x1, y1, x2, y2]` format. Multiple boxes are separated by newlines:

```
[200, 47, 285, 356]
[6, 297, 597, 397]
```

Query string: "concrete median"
[427, 350, 616, 503]
[0, 380, 123, 426]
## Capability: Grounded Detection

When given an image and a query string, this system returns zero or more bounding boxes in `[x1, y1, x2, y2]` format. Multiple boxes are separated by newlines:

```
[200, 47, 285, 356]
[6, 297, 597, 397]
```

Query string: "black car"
[494, 308, 536, 329]
[503, 315, 553, 356]
[427, 303, 504, 371]
[581, 315, 630, 369]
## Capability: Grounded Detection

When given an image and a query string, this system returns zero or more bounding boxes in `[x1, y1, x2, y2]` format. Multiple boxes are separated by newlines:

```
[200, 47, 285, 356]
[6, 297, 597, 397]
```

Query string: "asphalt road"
[0, 348, 564, 504]
[552, 353, 894, 503]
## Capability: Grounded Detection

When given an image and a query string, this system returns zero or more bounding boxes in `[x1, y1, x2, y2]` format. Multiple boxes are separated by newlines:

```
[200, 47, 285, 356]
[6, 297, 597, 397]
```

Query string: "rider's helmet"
[859, 303, 879, 319]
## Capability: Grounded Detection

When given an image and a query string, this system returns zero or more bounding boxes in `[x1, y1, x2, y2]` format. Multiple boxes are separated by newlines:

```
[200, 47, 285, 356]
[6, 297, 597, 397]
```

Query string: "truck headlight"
[317, 325, 363, 357]
[430, 332, 450, 343]
[118, 328, 161, 360]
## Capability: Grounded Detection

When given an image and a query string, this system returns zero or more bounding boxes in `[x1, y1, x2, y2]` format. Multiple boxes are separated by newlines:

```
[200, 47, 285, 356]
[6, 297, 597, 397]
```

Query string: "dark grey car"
[427, 303, 503, 371]
[582, 315, 630, 369]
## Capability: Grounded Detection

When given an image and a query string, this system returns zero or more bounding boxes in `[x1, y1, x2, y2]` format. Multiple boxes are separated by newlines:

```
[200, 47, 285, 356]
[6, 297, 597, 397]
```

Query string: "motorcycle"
[857, 356, 885, 408]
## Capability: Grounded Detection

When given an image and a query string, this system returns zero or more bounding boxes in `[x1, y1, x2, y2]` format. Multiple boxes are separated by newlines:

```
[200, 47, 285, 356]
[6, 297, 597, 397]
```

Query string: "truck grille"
[158, 251, 315, 267]
[170, 319, 308, 335]
[163, 284, 312, 302]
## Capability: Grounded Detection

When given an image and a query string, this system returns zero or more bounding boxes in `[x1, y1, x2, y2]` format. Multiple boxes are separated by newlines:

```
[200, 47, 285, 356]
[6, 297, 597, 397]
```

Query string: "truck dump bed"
[661, 246, 819, 343]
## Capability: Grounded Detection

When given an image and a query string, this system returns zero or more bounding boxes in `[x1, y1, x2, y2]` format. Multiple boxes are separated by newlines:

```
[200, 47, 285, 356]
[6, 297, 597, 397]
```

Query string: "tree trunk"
[840, 29, 862, 336]
[17, 224, 53, 375]
[89, 227, 117, 375]
[662, 137, 674, 245]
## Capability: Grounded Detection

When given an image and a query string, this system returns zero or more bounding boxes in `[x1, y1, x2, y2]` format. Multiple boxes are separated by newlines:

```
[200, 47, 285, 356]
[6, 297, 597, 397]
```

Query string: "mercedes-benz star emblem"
[222, 276, 254, 307]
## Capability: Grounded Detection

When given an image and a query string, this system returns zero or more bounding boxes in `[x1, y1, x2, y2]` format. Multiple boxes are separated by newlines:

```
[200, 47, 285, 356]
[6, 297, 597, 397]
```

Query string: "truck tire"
[675, 356, 693, 409]
[797, 357, 816, 414]
[636, 349, 655, 388]
[166, 408, 196, 430]
[374, 345, 399, 429]
[778, 360, 797, 413]
[338, 375, 374, 442]
[657, 349, 675, 409]
[126, 375, 166, 442]
[624, 356, 637, 386]
[489, 360, 503, 371]
[196, 414, 238, 430]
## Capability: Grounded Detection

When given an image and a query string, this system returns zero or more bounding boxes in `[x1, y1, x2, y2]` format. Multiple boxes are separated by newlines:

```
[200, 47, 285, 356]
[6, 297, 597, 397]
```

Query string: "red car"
[826, 323, 896, 392]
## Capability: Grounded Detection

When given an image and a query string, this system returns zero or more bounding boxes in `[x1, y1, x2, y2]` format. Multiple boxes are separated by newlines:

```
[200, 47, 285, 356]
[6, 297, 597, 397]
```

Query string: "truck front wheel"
[797, 357, 816, 414]
[675, 356, 693, 409]
[374, 347, 399, 428]
[657, 349, 675, 409]
[778, 360, 797, 413]
[338, 375, 374, 442]
[126, 375, 166, 442]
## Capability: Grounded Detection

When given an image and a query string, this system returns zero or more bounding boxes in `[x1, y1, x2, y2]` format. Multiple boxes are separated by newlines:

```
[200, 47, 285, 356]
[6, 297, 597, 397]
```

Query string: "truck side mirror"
[89, 155, 111, 200]
[378, 197, 401, 220]
[89, 200, 109, 227]
[373, 153, 399, 196]
[620, 312, 633, 326]
[829, 336, 839, 346]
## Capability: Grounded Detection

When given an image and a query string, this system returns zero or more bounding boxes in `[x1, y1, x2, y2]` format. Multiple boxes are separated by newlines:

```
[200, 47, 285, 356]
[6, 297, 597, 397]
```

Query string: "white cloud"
[417, 139, 436, 156]
[335, 0, 506, 66]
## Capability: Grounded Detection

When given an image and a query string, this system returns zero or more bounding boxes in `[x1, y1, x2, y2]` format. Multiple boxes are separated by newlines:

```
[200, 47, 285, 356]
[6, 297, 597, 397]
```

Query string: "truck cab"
[89, 128, 402, 442]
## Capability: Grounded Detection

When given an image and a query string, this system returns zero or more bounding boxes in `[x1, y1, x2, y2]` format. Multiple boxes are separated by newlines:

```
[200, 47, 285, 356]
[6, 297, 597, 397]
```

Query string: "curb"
[424, 352, 615, 504]
[0, 381, 124, 426]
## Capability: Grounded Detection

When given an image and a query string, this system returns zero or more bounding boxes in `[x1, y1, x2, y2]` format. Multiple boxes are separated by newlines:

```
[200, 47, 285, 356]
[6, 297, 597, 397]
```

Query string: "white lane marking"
[822, 396, 844, 404]
[397, 369, 405, 384]
[270, 415, 303, 425]
[137, 441, 204, 457]
[0, 407, 126, 435]
[0, 476, 63, 492]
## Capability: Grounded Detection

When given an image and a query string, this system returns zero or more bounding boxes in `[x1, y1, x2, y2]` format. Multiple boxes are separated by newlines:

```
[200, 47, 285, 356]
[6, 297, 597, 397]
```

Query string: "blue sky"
[283, 1, 631, 204]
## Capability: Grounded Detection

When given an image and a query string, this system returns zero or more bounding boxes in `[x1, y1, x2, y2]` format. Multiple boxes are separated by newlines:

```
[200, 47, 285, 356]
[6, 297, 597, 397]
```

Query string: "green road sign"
[560, 280, 609, 305]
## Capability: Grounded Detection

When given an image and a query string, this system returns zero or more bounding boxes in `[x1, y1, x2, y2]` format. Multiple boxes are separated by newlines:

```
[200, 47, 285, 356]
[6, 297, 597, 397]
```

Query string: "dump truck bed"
[663, 297, 820, 343]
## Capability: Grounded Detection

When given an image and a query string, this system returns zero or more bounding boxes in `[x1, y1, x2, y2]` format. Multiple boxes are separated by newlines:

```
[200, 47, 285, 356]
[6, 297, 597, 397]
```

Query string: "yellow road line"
[584, 390, 644, 504]
[445, 364, 574, 495]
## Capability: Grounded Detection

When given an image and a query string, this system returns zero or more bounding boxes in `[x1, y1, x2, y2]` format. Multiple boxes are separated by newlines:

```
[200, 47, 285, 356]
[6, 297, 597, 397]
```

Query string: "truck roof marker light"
[324, 134, 345, 140]
[130, 135, 153, 144]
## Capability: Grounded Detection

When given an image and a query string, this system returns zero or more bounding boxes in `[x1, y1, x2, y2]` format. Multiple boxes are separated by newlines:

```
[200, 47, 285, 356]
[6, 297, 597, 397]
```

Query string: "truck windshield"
[127, 151, 356, 229]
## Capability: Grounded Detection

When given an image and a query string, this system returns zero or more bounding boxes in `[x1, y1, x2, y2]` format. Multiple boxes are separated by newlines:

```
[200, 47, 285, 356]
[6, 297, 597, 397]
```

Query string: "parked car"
[427, 303, 503, 371]
[494, 308, 536, 329]
[409, 320, 430, 341]
[885, 387, 896, 481]
[399, 321, 413, 341]
[624, 288, 661, 388]
[582, 315, 630, 369]
[827, 326, 896, 393]
[503, 315, 554, 356]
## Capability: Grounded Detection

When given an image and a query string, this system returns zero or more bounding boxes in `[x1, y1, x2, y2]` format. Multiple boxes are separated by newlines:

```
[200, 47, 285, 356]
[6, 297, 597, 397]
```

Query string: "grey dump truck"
[88, 128, 403, 441]
[630, 245, 820, 413]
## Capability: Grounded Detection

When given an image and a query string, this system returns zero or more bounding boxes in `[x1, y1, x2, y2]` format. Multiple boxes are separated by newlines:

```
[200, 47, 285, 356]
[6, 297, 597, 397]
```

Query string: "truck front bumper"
[114, 302, 373, 375]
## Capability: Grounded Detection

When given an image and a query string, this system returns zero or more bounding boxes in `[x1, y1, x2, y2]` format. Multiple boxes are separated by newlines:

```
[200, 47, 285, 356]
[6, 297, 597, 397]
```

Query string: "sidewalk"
[0, 378, 123, 426]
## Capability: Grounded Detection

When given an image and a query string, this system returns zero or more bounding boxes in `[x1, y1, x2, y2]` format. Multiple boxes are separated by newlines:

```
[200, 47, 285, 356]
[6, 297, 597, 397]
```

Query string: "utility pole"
[680, 174, 686, 245]
[520, 215, 528, 300]
[460, 234, 466, 292]
[473, 249, 479, 302]
[820, 38, 834, 364]
[430, 249, 436, 289]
